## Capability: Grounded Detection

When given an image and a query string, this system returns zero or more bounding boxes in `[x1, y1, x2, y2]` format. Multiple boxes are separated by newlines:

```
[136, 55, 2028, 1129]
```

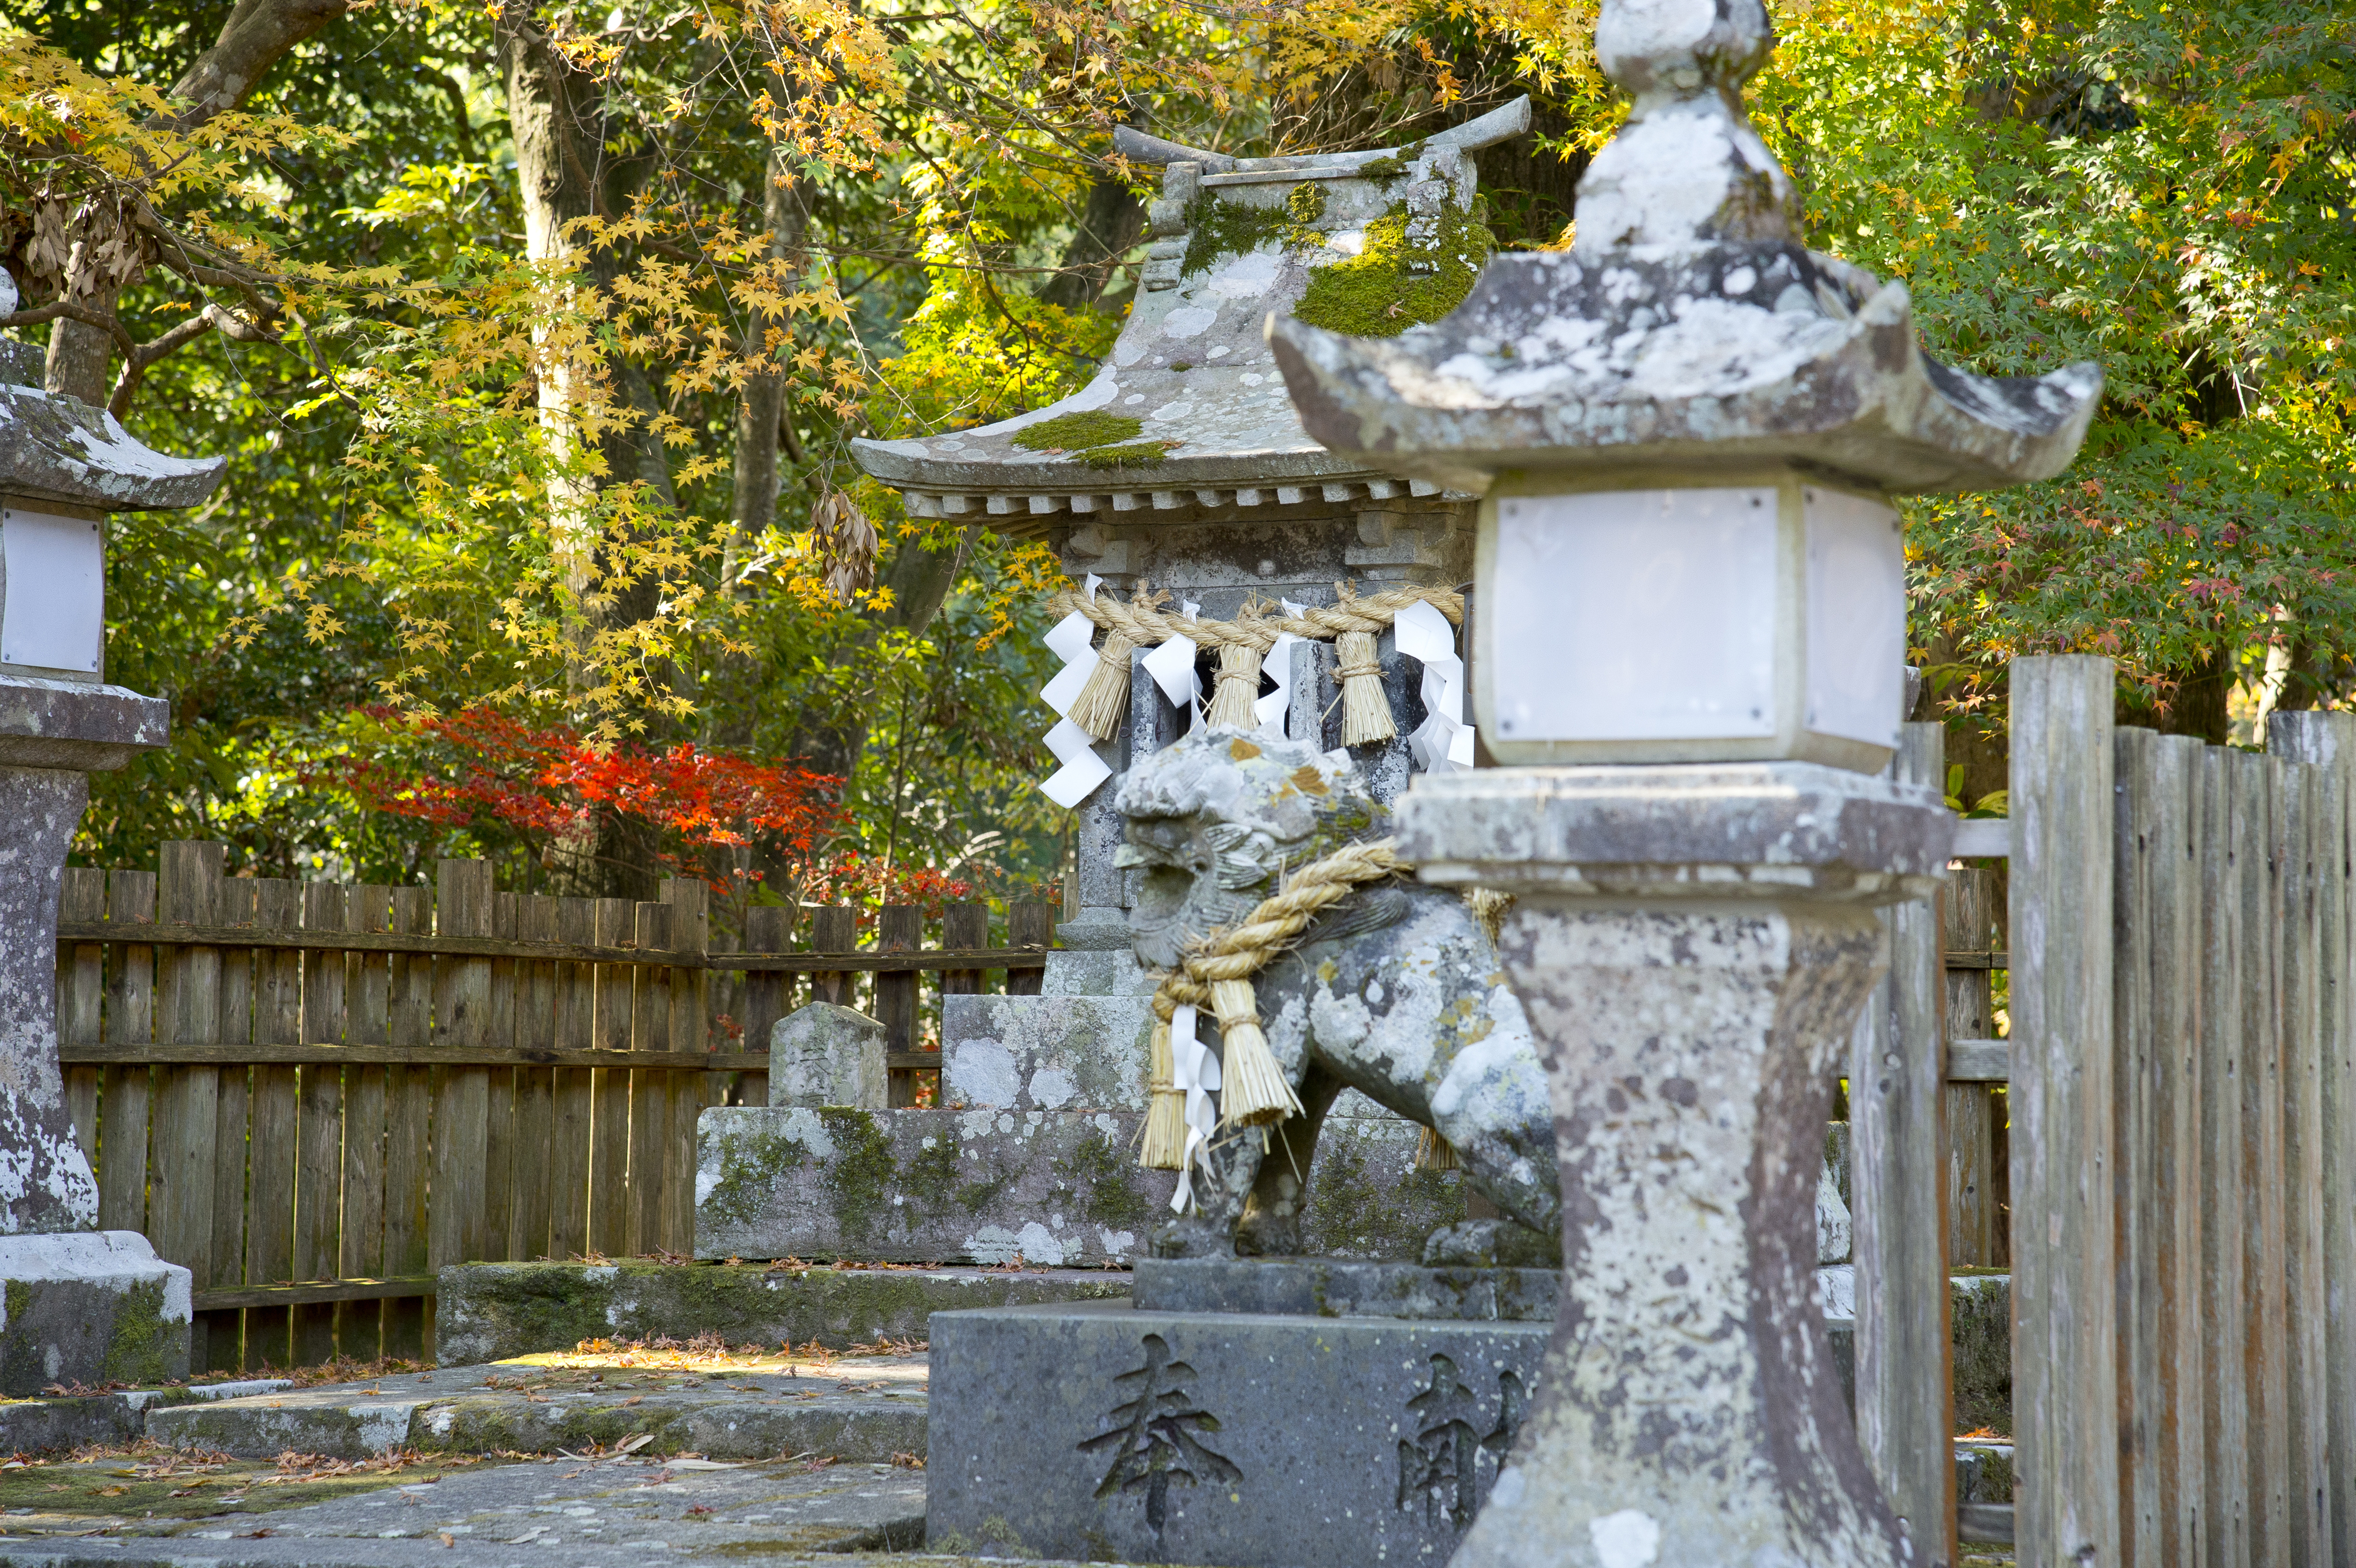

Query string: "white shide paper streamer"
[1037, 574, 1112, 807]
[1168, 1003, 1222, 1213]
[1395, 598, 1474, 772]
[1255, 633, 1299, 733]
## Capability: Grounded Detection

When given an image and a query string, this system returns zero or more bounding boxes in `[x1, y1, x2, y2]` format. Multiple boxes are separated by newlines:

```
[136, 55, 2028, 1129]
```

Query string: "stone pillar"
[0, 365, 220, 1390]
[1397, 764, 1951, 1566]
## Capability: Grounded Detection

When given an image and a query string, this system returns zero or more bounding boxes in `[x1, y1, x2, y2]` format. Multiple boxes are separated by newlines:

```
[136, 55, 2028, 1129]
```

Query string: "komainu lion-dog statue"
[1114, 726, 1562, 1263]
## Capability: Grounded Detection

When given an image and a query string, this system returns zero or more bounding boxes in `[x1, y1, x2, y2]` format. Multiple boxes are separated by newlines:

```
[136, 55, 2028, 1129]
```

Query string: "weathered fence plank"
[627, 899, 673, 1257]
[153, 843, 226, 1366]
[589, 896, 634, 1259]
[1941, 868, 1998, 1269]
[2245, 756, 2292, 1566]
[1849, 721, 1953, 1568]
[96, 869, 154, 1236]
[548, 896, 596, 1261]
[879, 904, 921, 1107]
[2199, 745, 2253, 1568]
[510, 894, 558, 1262]
[811, 905, 855, 1007]
[382, 884, 432, 1359]
[58, 868, 102, 1162]
[338, 884, 389, 1360]
[2008, 655, 2120, 1568]
[2272, 709, 2356, 1568]
[430, 860, 494, 1274]
[293, 880, 348, 1366]
[1008, 901, 1051, 996]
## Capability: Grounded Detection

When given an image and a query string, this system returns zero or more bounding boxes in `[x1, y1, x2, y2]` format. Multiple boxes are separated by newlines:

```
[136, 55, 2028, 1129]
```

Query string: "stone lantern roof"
[0, 330, 225, 513]
[1268, 2, 2101, 495]
[850, 98, 1532, 533]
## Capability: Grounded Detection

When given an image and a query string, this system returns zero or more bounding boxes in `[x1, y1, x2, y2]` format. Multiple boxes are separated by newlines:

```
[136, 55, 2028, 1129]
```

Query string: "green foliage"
[1010, 411, 1145, 451]
[1753, 1, 2356, 723]
[1295, 194, 1493, 337]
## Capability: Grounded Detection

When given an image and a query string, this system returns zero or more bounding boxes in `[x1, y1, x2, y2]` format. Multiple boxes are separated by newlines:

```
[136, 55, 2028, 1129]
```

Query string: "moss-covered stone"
[1074, 440, 1170, 469]
[1293, 194, 1493, 338]
[1951, 1274, 2013, 1435]
[700, 1123, 812, 1231]
[98, 1278, 176, 1386]
[1009, 411, 1144, 451]
[1302, 1120, 1465, 1260]
[436, 1259, 1133, 1362]
[1053, 1133, 1150, 1230]
[818, 1109, 898, 1245]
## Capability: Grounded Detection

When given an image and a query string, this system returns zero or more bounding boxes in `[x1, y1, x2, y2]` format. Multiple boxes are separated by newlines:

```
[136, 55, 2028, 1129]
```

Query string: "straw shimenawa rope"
[1050, 582, 1464, 742]
[1141, 839, 1408, 1172]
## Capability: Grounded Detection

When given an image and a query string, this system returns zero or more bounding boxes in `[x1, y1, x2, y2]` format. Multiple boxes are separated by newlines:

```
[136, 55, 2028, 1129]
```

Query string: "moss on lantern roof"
[1010, 411, 1146, 451]
[1294, 194, 1494, 339]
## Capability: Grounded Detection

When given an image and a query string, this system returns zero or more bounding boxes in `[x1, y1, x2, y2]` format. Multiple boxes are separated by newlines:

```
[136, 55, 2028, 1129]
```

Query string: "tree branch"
[160, 0, 356, 132]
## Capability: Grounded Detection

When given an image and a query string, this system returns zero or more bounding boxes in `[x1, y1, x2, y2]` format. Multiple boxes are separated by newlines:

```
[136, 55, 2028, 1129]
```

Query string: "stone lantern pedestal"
[1394, 764, 1950, 1564]
[0, 348, 220, 1391]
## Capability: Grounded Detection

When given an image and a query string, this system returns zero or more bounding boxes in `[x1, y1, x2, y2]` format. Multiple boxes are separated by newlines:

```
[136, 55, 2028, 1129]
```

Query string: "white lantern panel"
[1491, 488, 1776, 742]
[1, 507, 102, 674]
[1802, 487, 1905, 748]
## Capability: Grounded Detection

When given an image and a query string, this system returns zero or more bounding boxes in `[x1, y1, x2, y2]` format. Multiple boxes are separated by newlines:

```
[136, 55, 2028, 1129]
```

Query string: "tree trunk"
[41, 0, 355, 409]
[1038, 165, 1144, 310]
[727, 145, 811, 579]
[43, 297, 116, 408]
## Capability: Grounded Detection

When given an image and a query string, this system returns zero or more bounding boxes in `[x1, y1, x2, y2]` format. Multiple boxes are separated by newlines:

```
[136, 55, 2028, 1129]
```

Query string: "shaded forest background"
[3, 0, 2352, 942]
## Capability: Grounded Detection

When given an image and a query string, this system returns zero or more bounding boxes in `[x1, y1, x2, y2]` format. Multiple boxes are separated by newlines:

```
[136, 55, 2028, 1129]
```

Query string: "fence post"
[1940, 869, 1999, 1268]
[2271, 709, 2356, 1568]
[878, 904, 921, 1106]
[2009, 654, 2120, 1568]
[151, 842, 224, 1368]
[1849, 720, 1953, 1566]
[1006, 901, 1052, 996]
[812, 905, 856, 1007]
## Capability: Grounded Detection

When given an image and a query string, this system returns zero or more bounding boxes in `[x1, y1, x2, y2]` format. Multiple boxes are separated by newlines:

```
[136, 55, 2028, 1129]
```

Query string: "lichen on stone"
[1010, 411, 1144, 451]
[1294, 195, 1494, 338]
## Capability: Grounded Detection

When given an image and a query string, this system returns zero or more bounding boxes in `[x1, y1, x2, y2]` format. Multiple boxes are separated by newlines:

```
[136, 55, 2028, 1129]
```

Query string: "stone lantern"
[1270, 0, 2096, 1562]
[0, 329, 218, 1391]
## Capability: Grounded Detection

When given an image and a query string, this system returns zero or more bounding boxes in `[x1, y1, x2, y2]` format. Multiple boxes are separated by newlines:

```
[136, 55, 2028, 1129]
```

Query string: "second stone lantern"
[1272, 0, 2097, 1563]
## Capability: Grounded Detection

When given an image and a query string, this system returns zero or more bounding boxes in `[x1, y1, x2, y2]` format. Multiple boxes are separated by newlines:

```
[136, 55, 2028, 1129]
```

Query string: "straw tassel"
[1068, 630, 1137, 741]
[1140, 1014, 1187, 1169]
[1208, 978, 1301, 1127]
[1416, 1124, 1460, 1171]
[1335, 630, 1394, 746]
[1207, 641, 1262, 729]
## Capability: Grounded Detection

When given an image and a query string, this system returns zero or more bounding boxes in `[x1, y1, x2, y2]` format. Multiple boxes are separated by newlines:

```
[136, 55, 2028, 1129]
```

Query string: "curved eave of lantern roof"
[0, 379, 227, 512]
[1268, 1, 2102, 499]
[852, 98, 1533, 531]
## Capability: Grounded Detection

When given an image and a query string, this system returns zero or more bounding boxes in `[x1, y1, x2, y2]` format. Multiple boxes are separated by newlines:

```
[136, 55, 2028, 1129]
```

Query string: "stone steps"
[144, 1359, 929, 1464]
[0, 1452, 965, 1566]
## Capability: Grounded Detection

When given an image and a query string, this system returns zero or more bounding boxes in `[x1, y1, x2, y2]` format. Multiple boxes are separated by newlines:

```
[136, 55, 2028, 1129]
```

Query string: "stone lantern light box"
[0, 502, 107, 677]
[1482, 478, 1904, 771]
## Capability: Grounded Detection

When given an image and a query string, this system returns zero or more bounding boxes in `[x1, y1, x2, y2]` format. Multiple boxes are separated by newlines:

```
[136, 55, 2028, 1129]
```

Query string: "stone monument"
[1266, 0, 2097, 1562]
[0, 319, 217, 1391]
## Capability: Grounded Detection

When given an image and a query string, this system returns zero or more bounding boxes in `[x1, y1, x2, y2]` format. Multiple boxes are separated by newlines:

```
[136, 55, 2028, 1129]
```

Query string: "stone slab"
[435, 1259, 1133, 1363]
[0, 1376, 288, 1454]
[145, 1359, 928, 1463]
[766, 1002, 889, 1109]
[1133, 1258, 1557, 1321]
[0, 1454, 957, 1566]
[697, 1107, 1468, 1266]
[940, 994, 1154, 1111]
[0, 1232, 190, 1395]
[927, 1299, 1547, 1567]
[0, 680, 170, 770]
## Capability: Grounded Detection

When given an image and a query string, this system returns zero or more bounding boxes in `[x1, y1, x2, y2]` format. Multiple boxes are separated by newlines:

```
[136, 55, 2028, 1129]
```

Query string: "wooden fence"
[52, 844, 1052, 1371]
[1852, 656, 2356, 1568]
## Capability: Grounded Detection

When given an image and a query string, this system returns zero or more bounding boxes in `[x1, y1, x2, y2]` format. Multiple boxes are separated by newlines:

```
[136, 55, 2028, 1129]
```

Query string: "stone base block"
[696, 1108, 1468, 1265]
[941, 994, 1154, 1111]
[435, 1259, 1133, 1362]
[928, 1299, 1545, 1566]
[1133, 1257, 1556, 1321]
[0, 1232, 190, 1395]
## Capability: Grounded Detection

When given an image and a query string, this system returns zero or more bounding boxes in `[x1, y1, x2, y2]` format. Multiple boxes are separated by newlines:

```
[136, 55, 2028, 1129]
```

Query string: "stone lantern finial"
[1577, 0, 1796, 254]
